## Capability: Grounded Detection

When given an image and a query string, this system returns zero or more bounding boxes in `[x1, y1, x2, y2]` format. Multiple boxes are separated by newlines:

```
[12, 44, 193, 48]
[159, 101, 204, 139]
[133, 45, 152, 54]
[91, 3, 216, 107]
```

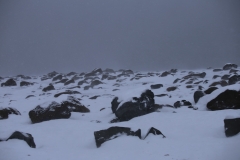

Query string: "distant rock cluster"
[0, 63, 240, 149]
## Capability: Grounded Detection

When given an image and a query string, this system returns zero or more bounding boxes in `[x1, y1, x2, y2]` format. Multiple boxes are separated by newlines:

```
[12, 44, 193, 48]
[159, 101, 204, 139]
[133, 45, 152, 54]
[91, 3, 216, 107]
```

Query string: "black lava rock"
[207, 89, 240, 110]
[42, 84, 55, 92]
[1, 79, 17, 87]
[112, 89, 156, 122]
[29, 101, 71, 123]
[150, 84, 163, 89]
[0, 107, 21, 119]
[194, 91, 205, 103]
[6, 131, 36, 148]
[224, 117, 240, 137]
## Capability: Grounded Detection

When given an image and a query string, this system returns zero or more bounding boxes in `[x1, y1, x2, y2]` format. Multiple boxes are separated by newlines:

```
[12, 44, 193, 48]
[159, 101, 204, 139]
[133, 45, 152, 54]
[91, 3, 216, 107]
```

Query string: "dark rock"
[194, 81, 203, 84]
[26, 95, 35, 99]
[85, 68, 103, 77]
[100, 108, 105, 111]
[94, 126, 165, 148]
[94, 127, 140, 148]
[67, 86, 81, 89]
[61, 96, 90, 113]
[223, 63, 238, 70]
[198, 85, 204, 90]
[6, 131, 36, 148]
[170, 69, 177, 73]
[71, 75, 81, 81]
[221, 74, 231, 80]
[90, 80, 103, 87]
[89, 95, 100, 99]
[213, 75, 221, 79]
[173, 78, 181, 83]
[207, 89, 240, 110]
[104, 68, 115, 73]
[41, 76, 51, 81]
[84, 86, 91, 90]
[16, 75, 31, 79]
[54, 90, 81, 98]
[1, 79, 17, 87]
[155, 94, 168, 97]
[107, 76, 117, 80]
[121, 69, 134, 75]
[0, 107, 21, 119]
[213, 69, 222, 72]
[186, 85, 194, 88]
[180, 79, 185, 83]
[47, 71, 58, 78]
[203, 80, 209, 84]
[174, 100, 192, 108]
[79, 72, 85, 76]
[166, 86, 177, 92]
[209, 80, 228, 87]
[52, 75, 63, 81]
[55, 79, 69, 84]
[117, 73, 129, 78]
[150, 84, 163, 89]
[101, 74, 108, 80]
[229, 69, 239, 74]
[29, 101, 71, 123]
[111, 97, 121, 113]
[224, 118, 240, 137]
[204, 87, 218, 94]
[66, 72, 77, 76]
[64, 79, 75, 86]
[78, 80, 89, 85]
[20, 81, 34, 87]
[112, 89, 119, 91]
[112, 90, 156, 121]
[228, 75, 240, 85]
[194, 91, 205, 103]
[161, 71, 170, 77]
[42, 84, 55, 92]
[143, 127, 166, 139]
[182, 72, 206, 79]
[186, 80, 193, 84]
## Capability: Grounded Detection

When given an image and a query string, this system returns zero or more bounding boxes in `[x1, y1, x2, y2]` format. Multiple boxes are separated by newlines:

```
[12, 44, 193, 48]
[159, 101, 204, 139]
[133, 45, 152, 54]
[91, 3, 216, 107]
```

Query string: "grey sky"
[0, 0, 239, 76]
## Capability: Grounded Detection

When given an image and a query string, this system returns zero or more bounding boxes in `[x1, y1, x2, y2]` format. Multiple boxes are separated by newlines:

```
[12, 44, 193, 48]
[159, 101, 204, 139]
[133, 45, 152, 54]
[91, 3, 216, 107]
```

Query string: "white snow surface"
[0, 67, 240, 160]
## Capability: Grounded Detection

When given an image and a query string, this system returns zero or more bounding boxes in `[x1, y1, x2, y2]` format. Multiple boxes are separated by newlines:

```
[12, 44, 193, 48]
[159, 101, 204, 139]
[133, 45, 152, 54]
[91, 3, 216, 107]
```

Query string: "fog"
[0, 0, 239, 76]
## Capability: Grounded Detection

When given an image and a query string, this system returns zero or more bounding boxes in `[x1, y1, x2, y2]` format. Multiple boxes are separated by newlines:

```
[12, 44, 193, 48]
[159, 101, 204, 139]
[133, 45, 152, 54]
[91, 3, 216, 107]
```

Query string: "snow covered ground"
[0, 65, 240, 160]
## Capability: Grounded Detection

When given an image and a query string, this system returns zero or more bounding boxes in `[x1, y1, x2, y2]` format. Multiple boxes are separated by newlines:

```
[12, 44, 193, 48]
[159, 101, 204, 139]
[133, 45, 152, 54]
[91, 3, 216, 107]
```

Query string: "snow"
[0, 66, 240, 160]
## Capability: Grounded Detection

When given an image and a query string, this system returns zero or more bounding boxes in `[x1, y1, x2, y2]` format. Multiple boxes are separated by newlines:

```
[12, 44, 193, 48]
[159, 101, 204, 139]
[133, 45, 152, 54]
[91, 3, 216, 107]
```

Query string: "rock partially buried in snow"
[1, 78, 17, 87]
[54, 90, 81, 98]
[228, 75, 240, 85]
[224, 117, 240, 137]
[207, 89, 240, 110]
[0, 107, 21, 119]
[5, 131, 36, 148]
[173, 100, 195, 109]
[20, 81, 34, 87]
[52, 74, 63, 81]
[42, 84, 55, 92]
[223, 63, 238, 70]
[150, 84, 163, 89]
[61, 96, 90, 113]
[64, 79, 75, 86]
[193, 87, 218, 103]
[94, 126, 165, 148]
[29, 101, 71, 123]
[111, 89, 156, 122]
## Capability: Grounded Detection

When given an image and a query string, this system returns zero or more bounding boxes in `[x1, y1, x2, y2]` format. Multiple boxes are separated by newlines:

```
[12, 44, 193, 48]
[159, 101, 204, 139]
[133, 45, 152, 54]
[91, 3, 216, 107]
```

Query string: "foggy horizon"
[0, 0, 240, 76]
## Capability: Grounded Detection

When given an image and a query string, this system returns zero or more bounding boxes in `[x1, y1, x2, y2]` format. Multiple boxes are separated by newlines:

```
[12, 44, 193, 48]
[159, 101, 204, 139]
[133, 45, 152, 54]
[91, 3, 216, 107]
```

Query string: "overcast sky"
[0, 0, 239, 76]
